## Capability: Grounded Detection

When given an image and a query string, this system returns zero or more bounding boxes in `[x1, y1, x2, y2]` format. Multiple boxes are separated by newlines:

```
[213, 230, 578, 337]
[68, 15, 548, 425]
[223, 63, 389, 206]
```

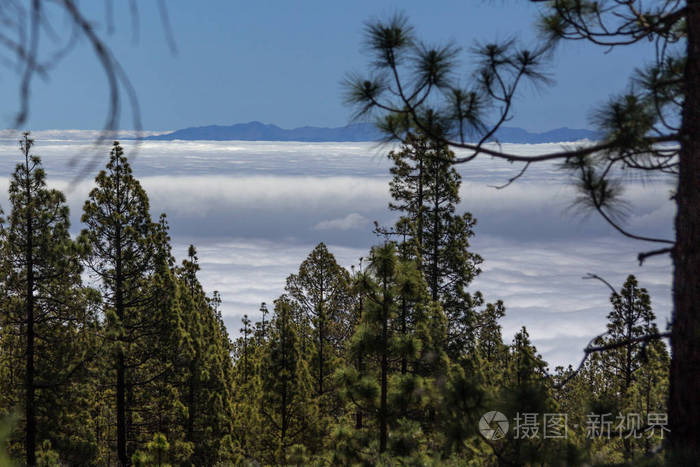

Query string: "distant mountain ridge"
[145, 121, 600, 143]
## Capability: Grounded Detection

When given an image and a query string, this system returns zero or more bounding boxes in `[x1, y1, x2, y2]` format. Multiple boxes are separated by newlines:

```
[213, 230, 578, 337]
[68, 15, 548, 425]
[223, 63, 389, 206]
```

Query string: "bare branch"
[638, 246, 674, 265]
[488, 162, 530, 189]
[157, 0, 177, 55]
[583, 273, 617, 295]
[553, 331, 670, 389]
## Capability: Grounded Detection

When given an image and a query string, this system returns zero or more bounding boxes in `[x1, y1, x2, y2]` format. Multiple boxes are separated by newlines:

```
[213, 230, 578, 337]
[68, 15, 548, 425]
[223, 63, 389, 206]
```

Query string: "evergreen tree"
[80, 142, 161, 465]
[495, 327, 578, 466]
[626, 338, 670, 457]
[231, 315, 263, 463]
[605, 275, 657, 393]
[346, 259, 368, 432]
[254, 302, 269, 343]
[0, 133, 98, 465]
[475, 301, 509, 384]
[136, 215, 190, 464]
[336, 243, 443, 459]
[258, 298, 317, 464]
[345, 4, 698, 458]
[239, 314, 252, 385]
[285, 243, 352, 402]
[284, 242, 355, 453]
[577, 275, 670, 463]
[382, 133, 483, 359]
[176, 245, 236, 465]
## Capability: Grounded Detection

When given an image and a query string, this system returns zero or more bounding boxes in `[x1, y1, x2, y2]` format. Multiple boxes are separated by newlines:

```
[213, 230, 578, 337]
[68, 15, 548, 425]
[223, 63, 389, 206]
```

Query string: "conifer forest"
[0, 134, 671, 466]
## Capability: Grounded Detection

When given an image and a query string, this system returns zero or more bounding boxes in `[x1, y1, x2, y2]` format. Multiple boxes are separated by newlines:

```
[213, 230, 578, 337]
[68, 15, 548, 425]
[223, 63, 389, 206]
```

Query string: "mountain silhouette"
[146, 121, 600, 143]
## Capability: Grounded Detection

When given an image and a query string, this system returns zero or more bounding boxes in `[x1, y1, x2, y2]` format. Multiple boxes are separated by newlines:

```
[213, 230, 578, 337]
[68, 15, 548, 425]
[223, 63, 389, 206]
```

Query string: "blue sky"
[1, 0, 653, 132]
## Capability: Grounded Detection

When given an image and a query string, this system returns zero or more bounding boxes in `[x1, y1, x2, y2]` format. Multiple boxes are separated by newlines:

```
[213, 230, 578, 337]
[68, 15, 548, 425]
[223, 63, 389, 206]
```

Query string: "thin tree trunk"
[187, 359, 196, 444]
[431, 187, 439, 302]
[24, 140, 36, 467]
[117, 350, 126, 466]
[355, 295, 364, 430]
[624, 293, 633, 461]
[115, 198, 128, 466]
[417, 150, 424, 262]
[318, 279, 326, 399]
[379, 273, 388, 453]
[281, 314, 289, 462]
[126, 378, 135, 463]
[401, 297, 407, 376]
[243, 331, 248, 384]
[669, 0, 700, 459]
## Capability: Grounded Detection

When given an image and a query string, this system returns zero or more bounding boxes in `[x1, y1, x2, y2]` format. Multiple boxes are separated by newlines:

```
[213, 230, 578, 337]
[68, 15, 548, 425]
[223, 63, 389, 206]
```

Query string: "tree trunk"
[379, 275, 388, 453]
[624, 298, 633, 461]
[625, 286, 633, 391]
[115, 224, 128, 466]
[24, 145, 36, 467]
[117, 350, 127, 466]
[355, 295, 364, 430]
[669, 0, 700, 460]
[431, 193, 439, 302]
[187, 359, 196, 445]
[417, 151, 424, 261]
[401, 297, 407, 376]
[318, 280, 326, 399]
[281, 317, 289, 462]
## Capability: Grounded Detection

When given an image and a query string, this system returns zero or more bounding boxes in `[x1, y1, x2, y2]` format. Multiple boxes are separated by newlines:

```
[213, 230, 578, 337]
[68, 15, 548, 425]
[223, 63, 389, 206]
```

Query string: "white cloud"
[314, 212, 369, 231]
[0, 138, 675, 369]
[0, 129, 168, 141]
[186, 235, 671, 370]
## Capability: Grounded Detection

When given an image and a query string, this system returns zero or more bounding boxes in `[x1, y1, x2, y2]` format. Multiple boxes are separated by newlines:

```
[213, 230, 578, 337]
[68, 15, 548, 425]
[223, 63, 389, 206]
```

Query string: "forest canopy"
[0, 134, 671, 465]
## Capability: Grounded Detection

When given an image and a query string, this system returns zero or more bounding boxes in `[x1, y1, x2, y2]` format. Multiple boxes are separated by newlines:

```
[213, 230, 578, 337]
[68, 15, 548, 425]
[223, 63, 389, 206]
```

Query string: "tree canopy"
[344, 1, 695, 460]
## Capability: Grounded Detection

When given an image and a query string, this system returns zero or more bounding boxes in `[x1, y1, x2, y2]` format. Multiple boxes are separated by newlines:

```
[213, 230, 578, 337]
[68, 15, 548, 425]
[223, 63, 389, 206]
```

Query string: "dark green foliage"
[80, 142, 164, 465]
[257, 298, 318, 464]
[175, 245, 236, 465]
[0, 134, 672, 465]
[572, 276, 670, 464]
[346, 4, 694, 459]
[0, 133, 100, 465]
[285, 243, 352, 402]
[495, 328, 575, 466]
[381, 133, 483, 360]
[334, 243, 447, 459]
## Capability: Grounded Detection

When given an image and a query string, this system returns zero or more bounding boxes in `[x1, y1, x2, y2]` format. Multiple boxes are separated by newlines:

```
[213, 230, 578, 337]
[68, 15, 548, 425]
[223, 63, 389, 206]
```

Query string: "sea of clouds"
[0, 134, 675, 368]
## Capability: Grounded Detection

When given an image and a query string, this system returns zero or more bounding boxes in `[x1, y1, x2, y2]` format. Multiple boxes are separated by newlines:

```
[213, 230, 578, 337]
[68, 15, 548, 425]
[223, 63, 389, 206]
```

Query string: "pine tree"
[254, 302, 269, 343]
[258, 298, 317, 464]
[131, 432, 171, 467]
[285, 243, 352, 403]
[579, 275, 669, 463]
[231, 314, 263, 463]
[627, 338, 669, 456]
[345, 5, 698, 457]
[176, 244, 236, 465]
[382, 133, 483, 359]
[336, 243, 443, 458]
[136, 215, 190, 464]
[496, 327, 577, 466]
[179, 245, 201, 455]
[80, 141, 160, 465]
[606, 275, 657, 393]
[475, 301, 508, 383]
[386, 132, 431, 257]
[239, 314, 252, 384]
[0, 133, 98, 465]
